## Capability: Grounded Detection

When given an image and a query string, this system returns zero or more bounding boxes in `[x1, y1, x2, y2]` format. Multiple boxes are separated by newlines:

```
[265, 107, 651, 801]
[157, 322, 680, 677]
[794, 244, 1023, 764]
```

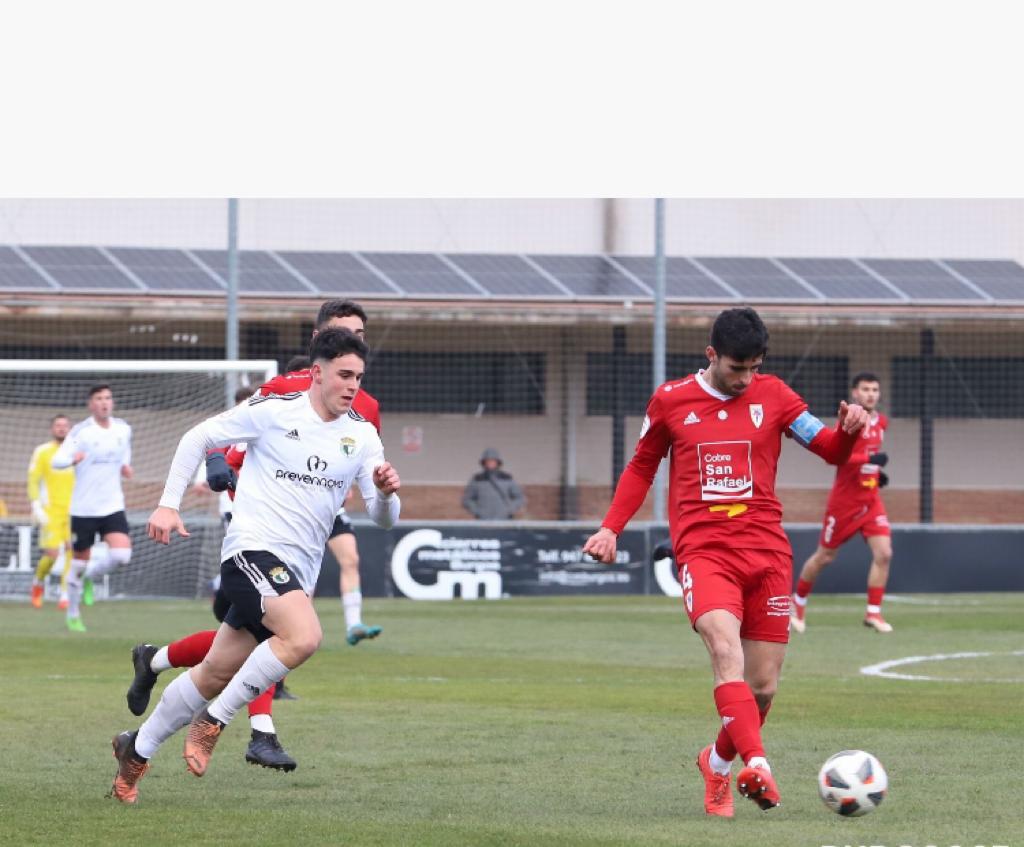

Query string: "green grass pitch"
[2, 593, 1022, 847]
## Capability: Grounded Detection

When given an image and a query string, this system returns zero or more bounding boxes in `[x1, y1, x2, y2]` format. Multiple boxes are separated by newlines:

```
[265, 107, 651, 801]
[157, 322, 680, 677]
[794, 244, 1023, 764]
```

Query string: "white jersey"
[52, 416, 132, 517]
[159, 390, 399, 593]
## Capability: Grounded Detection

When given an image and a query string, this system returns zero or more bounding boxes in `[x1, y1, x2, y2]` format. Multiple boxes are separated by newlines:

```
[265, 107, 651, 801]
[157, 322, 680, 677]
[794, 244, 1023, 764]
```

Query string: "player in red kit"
[791, 372, 894, 634]
[582, 308, 868, 817]
[125, 300, 383, 772]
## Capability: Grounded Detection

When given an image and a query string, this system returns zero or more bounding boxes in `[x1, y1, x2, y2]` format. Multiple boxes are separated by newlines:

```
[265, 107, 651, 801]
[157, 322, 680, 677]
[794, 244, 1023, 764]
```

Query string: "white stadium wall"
[3, 198, 1024, 262]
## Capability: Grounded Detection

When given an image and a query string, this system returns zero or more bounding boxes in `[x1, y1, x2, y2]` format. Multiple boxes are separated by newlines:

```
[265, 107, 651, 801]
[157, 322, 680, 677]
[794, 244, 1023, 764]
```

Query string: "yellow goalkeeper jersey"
[27, 440, 74, 514]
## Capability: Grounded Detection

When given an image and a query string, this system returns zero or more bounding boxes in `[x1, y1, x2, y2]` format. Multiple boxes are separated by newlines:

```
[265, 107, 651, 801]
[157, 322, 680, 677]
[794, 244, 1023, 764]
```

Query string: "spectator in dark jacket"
[461, 448, 526, 520]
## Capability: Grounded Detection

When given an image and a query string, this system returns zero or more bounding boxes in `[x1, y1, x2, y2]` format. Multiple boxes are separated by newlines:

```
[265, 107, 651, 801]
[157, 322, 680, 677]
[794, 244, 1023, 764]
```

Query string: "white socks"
[66, 558, 88, 618]
[207, 641, 290, 726]
[135, 671, 209, 760]
[792, 593, 808, 607]
[250, 713, 276, 734]
[342, 590, 362, 629]
[85, 546, 131, 579]
[709, 745, 733, 775]
[151, 646, 172, 673]
[747, 756, 771, 772]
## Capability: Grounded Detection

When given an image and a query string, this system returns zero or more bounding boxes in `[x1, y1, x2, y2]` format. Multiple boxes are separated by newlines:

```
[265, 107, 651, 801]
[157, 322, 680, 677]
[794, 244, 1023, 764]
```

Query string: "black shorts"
[221, 551, 304, 642]
[329, 513, 354, 539]
[71, 511, 130, 553]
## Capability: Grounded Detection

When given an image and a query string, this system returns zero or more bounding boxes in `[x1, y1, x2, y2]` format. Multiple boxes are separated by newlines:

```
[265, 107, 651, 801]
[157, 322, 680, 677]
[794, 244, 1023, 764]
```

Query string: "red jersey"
[827, 412, 887, 508]
[602, 371, 858, 559]
[224, 369, 381, 486]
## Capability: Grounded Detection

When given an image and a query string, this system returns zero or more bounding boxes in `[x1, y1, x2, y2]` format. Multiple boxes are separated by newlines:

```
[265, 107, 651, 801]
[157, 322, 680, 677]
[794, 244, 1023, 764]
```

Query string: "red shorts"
[819, 498, 891, 549]
[677, 548, 793, 643]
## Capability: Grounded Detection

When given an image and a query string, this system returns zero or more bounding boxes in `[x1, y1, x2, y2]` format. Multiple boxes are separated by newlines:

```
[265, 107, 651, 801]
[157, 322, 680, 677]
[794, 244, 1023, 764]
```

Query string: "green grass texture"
[2, 593, 1021, 847]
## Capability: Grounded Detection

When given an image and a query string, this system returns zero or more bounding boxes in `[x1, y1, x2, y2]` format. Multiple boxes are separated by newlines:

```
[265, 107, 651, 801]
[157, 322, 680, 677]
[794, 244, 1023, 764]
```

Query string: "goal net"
[0, 360, 277, 601]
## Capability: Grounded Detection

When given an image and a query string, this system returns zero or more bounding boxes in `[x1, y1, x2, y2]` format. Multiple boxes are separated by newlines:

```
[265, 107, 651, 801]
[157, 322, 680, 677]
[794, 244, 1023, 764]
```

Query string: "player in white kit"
[109, 329, 401, 804]
[51, 385, 133, 632]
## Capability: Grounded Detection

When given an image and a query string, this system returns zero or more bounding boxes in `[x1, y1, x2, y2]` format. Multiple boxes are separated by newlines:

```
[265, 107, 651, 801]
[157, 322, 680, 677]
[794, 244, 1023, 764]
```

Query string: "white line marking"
[860, 650, 1024, 683]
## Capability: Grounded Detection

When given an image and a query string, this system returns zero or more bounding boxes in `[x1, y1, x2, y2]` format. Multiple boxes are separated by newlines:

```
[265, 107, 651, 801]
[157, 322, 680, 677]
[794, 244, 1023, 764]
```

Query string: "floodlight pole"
[652, 199, 667, 523]
[226, 198, 240, 406]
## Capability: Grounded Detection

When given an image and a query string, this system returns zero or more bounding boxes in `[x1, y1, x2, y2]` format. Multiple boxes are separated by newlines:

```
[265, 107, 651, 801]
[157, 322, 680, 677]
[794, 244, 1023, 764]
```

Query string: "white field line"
[860, 650, 1024, 683]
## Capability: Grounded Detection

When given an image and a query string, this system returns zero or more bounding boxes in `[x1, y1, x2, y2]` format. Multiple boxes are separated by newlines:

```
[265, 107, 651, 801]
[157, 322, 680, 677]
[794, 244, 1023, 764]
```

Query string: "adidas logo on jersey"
[285, 429, 300, 440]
[684, 411, 701, 425]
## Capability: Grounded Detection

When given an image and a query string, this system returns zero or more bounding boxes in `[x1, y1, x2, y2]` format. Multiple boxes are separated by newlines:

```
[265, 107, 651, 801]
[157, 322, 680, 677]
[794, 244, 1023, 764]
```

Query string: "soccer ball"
[817, 750, 888, 816]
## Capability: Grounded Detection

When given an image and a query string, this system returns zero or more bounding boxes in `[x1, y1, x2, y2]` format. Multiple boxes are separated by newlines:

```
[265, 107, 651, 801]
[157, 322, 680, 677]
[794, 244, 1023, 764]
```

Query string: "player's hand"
[837, 401, 869, 434]
[582, 527, 618, 564]
[30, 500, 47, 526]
[373, 462, 400, 496]
[72, 451, 86, 465]
[869, 451, 889, 468]
[205, 452, 236, 492]
[146, 506, 190, 545]
[121, 465, 134, 480]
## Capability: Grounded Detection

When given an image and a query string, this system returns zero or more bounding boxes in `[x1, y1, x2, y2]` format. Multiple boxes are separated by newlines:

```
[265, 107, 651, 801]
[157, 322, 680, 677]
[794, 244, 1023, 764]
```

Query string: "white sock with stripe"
[207, 641, 290, 727]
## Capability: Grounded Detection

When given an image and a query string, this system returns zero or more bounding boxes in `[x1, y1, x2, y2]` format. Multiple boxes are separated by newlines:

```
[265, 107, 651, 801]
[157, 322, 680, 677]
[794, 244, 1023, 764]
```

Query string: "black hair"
[709, 308, 769, 361]
[309, 327, 369, 363]
[88, 384, 112, 399]
[851, 371, 880, 388]
[234, 387, 253, 404]
[315, 300, 368, 330]
[285, 355, 312, 374]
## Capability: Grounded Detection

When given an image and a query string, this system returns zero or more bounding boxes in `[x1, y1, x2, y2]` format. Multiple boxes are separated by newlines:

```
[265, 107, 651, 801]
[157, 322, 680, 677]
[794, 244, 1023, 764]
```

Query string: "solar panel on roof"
[0, 247, 53, 290]
[191, 249, 311, 294]
[861, 259, 983, 301]
[611, 255, 734, 299]
[109, 248, 221, 292]
[778, 258, 902, 301]
[445, 254, 564, 297]
[942, 260, 1024, 301]
[528, 255, 646, 298]
[695, 257, 816, 299]
[360, 253, 480, 296]
[22, 246, 139, 291]
[275, 252, 398, 295]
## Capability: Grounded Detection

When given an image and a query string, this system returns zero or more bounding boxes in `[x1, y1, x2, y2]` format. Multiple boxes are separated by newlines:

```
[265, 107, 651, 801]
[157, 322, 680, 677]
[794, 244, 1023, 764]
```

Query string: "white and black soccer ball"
[817, 750, 888, 816]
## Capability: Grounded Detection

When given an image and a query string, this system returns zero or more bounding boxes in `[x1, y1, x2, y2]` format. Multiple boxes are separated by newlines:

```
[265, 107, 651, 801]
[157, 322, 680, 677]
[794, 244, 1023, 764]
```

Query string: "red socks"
[247, 685, 275, 717]
[867, 586, 885, 608]
[795, 578, 814, 599]
[167, 630, 217, 667]
[712, 681, 766, 763]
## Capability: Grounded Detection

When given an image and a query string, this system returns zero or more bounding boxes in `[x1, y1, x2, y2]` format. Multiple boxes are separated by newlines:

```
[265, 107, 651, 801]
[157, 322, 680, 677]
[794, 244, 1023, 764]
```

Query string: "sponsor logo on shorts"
[268, 566, 291, 585]
[767, 595, 790, 617]
[244, 682, 260, 696]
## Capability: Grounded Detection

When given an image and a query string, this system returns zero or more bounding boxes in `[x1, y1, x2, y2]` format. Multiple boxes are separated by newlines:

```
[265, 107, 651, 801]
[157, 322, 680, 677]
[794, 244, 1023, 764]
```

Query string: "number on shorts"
[681, 563, 694, 613]
[823, 515, 836, 543]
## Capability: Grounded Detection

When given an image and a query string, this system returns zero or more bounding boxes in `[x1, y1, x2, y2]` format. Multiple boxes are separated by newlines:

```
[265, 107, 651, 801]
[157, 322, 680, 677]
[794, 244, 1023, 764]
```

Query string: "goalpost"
[0, 359, 278, 601]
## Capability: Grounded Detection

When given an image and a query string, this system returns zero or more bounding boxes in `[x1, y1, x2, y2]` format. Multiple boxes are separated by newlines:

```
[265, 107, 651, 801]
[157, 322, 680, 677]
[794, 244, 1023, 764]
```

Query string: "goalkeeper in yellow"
[27, 415, 74, 609]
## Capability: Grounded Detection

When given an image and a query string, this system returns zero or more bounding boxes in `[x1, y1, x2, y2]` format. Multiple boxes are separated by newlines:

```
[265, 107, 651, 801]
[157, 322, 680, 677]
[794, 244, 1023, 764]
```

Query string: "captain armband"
[788, 410, 826, 447]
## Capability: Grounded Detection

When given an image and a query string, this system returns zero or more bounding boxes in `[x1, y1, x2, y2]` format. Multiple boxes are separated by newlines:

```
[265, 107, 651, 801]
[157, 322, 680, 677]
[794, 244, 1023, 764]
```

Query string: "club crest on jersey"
[268, 566, 291, 585]
[340, 437, 356, 457]
[749, 403, 764, 429]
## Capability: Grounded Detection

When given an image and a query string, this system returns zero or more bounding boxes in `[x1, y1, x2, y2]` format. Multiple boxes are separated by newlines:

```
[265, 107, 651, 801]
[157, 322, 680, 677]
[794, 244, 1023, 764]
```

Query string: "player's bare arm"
[145, 505, 190, 545]
[582, 527, 618, 564]
[121, 464, 134, 480]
